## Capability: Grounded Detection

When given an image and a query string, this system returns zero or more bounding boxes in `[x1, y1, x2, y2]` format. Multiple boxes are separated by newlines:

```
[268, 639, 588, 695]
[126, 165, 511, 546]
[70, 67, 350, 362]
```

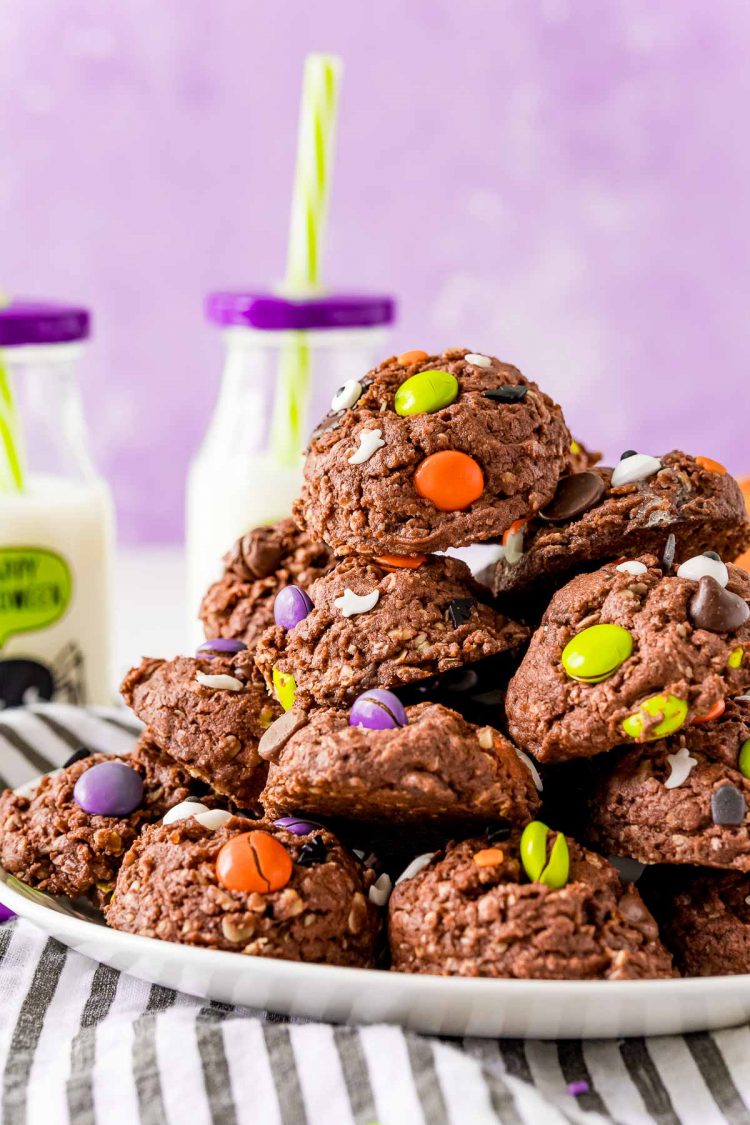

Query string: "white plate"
[2, 774, 750, 1039]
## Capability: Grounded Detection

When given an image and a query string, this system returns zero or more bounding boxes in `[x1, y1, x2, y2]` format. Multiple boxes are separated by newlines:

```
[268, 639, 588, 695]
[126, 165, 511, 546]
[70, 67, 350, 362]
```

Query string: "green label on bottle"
[0, 547, 72, 648]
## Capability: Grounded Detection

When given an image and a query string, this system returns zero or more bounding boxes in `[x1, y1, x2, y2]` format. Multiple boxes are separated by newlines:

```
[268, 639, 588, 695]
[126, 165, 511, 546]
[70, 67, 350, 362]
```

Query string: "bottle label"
[0, 547, 72, 648]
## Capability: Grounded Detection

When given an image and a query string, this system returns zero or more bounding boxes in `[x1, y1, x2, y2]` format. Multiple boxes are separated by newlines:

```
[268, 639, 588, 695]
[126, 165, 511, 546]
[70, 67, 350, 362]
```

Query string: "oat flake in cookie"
[492, 450, 750, 604]
[505, 555, 750, 762]
[259, 702, 541, 828]
[254, 554, 528, 710]
[293, 348, 573, 556]
[120, 652, 280, 807]
[199, 518, 333, 649]
[388, 832, 675, 979]
[105, 816, 380, 966]
[0, 735, 196, 908]
[585, 696, 750, 871]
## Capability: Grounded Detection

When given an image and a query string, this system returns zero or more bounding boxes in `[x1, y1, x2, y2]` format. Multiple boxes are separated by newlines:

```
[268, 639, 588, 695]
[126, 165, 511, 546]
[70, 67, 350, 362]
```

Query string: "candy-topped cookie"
[0, 734, 197, 908]
[253, 554, 528, 710]
[491, 450, 750, 602]
[121, 648, 280, 807]
[105, 815, 380, 966]
[388, 828, 675, 979]
[258, 700, 541, 829]
[199, 518, 334, 650]
[293, 347, 573, 556]
[585, 696, 750, 870]
[505, 553, 750, 762]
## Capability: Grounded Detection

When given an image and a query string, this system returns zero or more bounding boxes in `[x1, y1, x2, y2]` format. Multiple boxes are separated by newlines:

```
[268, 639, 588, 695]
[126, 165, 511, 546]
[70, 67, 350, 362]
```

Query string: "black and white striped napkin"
[0, 704, 747, 1125]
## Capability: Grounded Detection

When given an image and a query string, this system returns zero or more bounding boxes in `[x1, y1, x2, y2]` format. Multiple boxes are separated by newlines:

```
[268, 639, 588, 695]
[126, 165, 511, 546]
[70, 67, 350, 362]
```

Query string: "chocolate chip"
[662, 533, 676, 572]
[63, 747, 91, 768]
[620, 449, 638, 459]
[690, 576, 750, 634]
[258, 708, 309, 761]
[704, 551, 721, 561]
[486, 823, 511, 844]
[483, 385, 528, 404]
[309, 411, 343, 445]
[448, 598, 475, 628]
[538, 471, 606, 523]
[440, 667, 480, 694]
[297, 834, 328, 867]
[711, 784, 746, 825]
[184, 796, 204, 804]
[226, 527, 284, 580]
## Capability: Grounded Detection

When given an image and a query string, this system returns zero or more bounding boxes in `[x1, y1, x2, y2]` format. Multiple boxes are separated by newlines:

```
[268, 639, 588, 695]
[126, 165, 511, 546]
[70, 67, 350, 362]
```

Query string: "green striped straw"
[0, 293, 25, 494]
[270, 53, 343, 467]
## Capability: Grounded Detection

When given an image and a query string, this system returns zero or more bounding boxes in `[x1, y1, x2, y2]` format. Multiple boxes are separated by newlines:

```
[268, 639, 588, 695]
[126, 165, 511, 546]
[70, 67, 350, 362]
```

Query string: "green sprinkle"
[520, 820, 570, 888]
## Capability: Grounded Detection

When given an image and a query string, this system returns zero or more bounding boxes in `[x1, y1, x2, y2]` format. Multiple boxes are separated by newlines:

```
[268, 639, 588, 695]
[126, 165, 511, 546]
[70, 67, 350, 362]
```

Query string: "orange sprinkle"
[473, 848, 504, 867]
[397, 349, 429, 366]
[502, 519, 526, 545]
[692, 698, 727, 725]
[373, 554, 427, 571]
[695, 456, 727, 475]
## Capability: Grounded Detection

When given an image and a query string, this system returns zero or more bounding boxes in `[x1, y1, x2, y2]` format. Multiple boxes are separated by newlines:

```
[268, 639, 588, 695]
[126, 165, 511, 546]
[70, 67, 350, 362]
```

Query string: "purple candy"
[273, 816, 324, 836]
[350, 689, 408, 731]
[274, 585, 314, 631]
[73, 761, 144, 817]
[567, 1081, 590, 1098]
[0, 904, 15, 923]
[196, 638, 247, 659]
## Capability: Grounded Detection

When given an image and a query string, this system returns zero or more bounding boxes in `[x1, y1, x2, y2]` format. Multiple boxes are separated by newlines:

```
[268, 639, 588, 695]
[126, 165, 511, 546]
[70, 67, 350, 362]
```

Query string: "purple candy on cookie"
[273, 816, 324, 836]
[73, 761, 144, 818]
[196, 638, 247, 658]
[349, 689, 408, 730]
[274, 585, 314, 631]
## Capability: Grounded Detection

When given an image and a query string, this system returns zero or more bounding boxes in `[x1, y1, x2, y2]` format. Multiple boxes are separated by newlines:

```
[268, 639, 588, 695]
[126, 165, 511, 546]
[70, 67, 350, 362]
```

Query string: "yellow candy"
[728, 646, 744, 670]
[561, 624, 634, 683]
[621, 693, 688, 741]
[272, 667, 297, 711]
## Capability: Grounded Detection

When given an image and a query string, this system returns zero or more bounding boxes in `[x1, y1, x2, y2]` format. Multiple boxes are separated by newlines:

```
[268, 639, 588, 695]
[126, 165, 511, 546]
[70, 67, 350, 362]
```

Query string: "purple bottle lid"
[205, 291, 396, 332]
[0, 300, 90, 347]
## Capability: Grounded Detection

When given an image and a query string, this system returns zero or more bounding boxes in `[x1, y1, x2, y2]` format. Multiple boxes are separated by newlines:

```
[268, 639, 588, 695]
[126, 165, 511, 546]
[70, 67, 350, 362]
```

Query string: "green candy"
[739, 739, 750, 779]
[520, 820, 570, 888]
[728, 646, 745, 670]
[272, 667, 297, 712]
[621, 692, 688, 740]
[394, 369, 459, 416]
[561, 623, 634, 683]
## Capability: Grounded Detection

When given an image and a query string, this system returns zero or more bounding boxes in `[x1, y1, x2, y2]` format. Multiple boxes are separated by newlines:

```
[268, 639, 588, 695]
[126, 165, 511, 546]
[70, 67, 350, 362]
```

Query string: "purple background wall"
[1, 2, 749, 544]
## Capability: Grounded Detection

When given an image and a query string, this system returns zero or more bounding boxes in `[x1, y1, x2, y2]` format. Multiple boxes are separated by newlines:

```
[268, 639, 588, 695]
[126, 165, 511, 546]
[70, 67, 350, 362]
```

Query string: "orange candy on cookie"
[692, 698, 727, 725]
[413, 451, 484, 511]
[374, 554, 427, 570]
[397, 349, 429, 366]
[695, 456, 727, 475]
[216, 830, 293, 895]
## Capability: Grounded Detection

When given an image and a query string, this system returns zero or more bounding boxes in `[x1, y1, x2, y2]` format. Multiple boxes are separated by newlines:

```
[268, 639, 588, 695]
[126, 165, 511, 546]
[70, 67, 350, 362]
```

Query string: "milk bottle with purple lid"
[186, 291, 395, 632]
[0, 302, 114, 706]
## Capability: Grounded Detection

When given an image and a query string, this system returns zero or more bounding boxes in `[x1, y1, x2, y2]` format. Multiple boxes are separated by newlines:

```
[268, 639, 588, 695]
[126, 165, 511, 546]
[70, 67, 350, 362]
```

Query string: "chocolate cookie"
[199, 518, 334, 649]
[0, 735, 195, 908]
[646, 867, 750, 976]
[120, 652, 280, 806]
[293, 347, 573, 556]
[585, 696, 750, 870]
[105, 816, 380, 966]
[253, 554, 528, 710]
[505, 555, 750, 762]
[388, 830, 675, 979]
[492, 451, 750, 602]
[259, 702, 541, 828]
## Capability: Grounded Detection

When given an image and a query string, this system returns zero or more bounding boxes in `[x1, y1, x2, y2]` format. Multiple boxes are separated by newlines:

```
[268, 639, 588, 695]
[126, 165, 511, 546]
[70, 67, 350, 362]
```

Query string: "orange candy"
[374, 554, 427, 571]
[695, 456, 727, 475]
[692, 698, 727, 725]
[736, 477, 750, 573]
[397, 349, 428, 366]
[473, 848, 504, 867]
[413, 451, 484, 511]
[216, 830, 292, 895]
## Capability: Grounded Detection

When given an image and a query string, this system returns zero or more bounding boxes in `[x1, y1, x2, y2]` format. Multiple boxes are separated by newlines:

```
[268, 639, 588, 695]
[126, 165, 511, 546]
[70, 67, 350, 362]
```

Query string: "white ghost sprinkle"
[465, 353, 492, 368]
[616, 560, 648, 576]
[396, 853, 436, 885]
[348, 428, 385, 465]
[334, 587, 380, 617]
[664, 746, 698, 790]
[514, 747, 543, 791]
[368, 873, 393, 907]
[611, 453, 662, 488]
[195, 672, 244, 691]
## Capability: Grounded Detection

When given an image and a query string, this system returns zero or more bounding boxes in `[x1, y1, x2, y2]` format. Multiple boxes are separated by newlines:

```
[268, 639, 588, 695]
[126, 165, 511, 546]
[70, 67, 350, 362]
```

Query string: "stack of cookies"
[3, 346, 750, 981]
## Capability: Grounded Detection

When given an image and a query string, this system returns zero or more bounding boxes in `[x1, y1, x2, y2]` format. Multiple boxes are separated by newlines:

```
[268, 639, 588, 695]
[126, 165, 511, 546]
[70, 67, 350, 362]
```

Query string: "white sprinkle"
[514, 746, 543, 792]
[503, 527, 524, 566]
[348, 428, 385, 465]
[677, 554, 729, 588]
[616, 560, 648, 576]
[745, 895, 750, 906]
[465, 353, 492, 368]
[196, 809, 234, 830]
[195, 672, 244, 691]
[334, 587, 380, 617]
[664, 746, 698, 790]
[368, 873, 393, 907]
[396, 853, 436, 885]
[611, 453, 662, 488]
[331, 379, 363, 412]
[164, 800, 210, 825]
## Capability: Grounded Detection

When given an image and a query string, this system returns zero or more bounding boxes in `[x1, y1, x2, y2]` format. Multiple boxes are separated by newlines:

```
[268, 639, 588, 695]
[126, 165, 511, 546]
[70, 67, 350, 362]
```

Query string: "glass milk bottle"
[186, 291, 395, 631]
[0, 302, 114, 706]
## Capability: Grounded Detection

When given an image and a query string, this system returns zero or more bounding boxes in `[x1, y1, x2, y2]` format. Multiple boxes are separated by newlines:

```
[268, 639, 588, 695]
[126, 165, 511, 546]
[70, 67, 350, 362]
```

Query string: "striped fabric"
[0, 708, 747, 1124]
